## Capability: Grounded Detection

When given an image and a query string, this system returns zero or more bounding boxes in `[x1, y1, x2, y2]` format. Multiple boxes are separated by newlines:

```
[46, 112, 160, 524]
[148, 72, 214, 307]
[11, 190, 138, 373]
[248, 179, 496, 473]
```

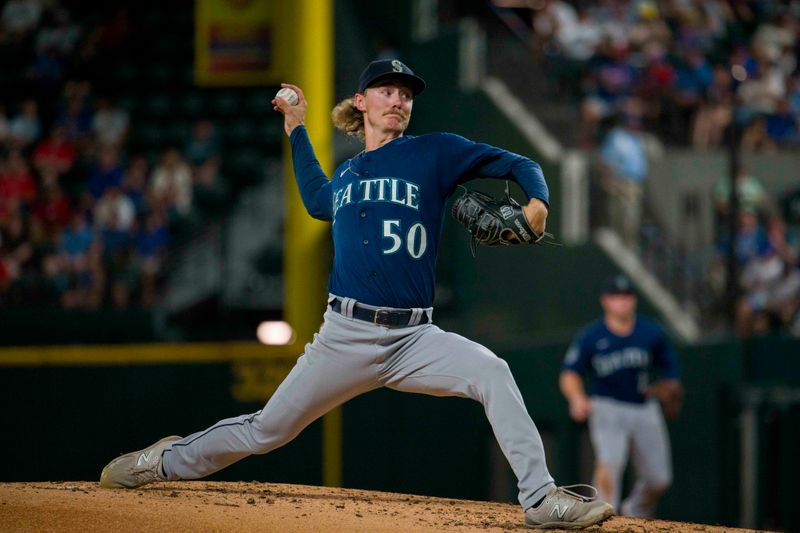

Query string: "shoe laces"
[554, 484, 599, 503]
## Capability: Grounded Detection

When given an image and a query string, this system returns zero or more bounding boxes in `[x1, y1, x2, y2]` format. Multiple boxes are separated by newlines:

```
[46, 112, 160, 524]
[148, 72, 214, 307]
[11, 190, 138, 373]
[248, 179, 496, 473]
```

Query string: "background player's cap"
[603, 274, 635, 295]
[357, 59, 426, 97]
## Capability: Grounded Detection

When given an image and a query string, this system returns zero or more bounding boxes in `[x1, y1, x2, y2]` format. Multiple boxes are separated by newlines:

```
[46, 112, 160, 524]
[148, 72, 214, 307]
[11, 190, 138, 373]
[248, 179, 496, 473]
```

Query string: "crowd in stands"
[711, 168, 800, 336]
[516, 0, 800, 336]
[0, 1, 227, 310]
[524, 0, 800, 151]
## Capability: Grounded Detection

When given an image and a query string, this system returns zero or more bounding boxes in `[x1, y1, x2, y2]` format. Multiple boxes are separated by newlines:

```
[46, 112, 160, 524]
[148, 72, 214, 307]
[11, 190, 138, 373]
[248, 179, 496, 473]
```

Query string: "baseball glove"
[647, 380, 684, 421]
[451, 184, 556, 255]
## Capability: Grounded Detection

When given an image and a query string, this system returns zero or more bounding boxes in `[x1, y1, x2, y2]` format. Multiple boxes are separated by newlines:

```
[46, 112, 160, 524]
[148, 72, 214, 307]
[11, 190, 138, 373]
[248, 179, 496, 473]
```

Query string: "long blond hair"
[331, 97, 364, 140]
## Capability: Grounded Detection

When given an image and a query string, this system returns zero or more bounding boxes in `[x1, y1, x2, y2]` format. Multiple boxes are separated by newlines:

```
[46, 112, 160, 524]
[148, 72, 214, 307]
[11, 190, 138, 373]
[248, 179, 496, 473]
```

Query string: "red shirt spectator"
[0, 151, 38, 206]
[33, 183, 73, 238]
[33, 125, 76, 176]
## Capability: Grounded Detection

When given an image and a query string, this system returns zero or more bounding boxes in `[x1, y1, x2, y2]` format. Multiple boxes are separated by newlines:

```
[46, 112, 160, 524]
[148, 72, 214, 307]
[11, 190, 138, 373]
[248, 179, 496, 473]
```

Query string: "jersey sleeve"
[436, 133, 550, 206]
[562, 329, 593, 375]
[652, 325, 680, 380]
[289, 126, 333, 221]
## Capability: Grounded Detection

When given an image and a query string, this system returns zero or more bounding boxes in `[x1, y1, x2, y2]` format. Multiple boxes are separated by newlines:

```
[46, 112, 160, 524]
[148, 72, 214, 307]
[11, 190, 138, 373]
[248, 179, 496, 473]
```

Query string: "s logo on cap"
[391, 60, 404, 73]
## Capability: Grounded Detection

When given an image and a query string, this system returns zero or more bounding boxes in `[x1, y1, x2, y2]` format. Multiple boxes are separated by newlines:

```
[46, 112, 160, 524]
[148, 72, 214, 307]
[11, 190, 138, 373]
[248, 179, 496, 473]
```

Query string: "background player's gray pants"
[588, 396, 672, 516]
[161, 306, 556, 509]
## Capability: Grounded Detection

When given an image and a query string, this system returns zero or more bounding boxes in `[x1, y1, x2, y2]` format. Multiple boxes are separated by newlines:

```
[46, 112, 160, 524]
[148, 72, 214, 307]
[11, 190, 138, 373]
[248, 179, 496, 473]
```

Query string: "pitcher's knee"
[248, 411, 301, 453]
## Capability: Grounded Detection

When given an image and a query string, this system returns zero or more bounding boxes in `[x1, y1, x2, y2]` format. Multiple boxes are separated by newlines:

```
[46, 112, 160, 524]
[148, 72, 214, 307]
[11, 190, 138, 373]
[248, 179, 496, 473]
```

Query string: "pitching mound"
[1, 481, 761, 532]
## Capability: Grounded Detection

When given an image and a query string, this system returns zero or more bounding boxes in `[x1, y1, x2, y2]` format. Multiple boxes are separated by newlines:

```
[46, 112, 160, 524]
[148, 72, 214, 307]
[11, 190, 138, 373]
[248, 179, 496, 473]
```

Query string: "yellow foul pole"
[283, 0, 340, 486]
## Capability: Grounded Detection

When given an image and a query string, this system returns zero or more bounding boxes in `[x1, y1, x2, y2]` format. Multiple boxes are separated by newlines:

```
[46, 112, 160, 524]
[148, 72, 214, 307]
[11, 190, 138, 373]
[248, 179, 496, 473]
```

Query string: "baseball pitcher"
[99, 59, 613, 529]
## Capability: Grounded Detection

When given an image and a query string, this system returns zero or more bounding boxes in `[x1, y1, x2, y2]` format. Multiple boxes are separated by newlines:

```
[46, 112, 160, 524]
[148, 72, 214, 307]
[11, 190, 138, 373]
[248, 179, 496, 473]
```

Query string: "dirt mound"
[0, 481, 761, 532]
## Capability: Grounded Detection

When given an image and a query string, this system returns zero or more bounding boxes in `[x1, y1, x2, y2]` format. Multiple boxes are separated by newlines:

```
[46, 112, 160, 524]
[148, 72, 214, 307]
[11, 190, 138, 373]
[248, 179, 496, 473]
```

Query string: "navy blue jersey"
[290, 126, 549, 308]
[562, 316, 680, 404]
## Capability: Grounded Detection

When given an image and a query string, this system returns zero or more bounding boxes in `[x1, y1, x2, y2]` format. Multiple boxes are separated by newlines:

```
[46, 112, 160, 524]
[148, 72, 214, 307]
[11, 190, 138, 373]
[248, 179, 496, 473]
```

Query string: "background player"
[99, 59, 612, 529]
[559, 274, 683, 517]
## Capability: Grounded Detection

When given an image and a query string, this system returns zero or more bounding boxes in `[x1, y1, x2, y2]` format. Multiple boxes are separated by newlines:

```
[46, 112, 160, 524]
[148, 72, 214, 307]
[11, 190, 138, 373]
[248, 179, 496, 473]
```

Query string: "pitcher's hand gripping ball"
[275, 87, 299, 106]
[452, 183, 555, 254]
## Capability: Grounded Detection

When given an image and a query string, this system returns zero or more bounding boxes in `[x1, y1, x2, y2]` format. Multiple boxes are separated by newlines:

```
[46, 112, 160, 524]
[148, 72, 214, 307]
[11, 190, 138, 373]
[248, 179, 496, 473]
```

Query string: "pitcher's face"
[355, 80, 413, 136]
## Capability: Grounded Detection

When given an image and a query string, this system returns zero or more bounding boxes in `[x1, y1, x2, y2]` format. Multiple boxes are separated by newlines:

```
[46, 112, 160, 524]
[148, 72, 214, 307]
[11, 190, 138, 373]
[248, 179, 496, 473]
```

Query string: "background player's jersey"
[562, 316, 680, 404]
[290, 126, 549, 308]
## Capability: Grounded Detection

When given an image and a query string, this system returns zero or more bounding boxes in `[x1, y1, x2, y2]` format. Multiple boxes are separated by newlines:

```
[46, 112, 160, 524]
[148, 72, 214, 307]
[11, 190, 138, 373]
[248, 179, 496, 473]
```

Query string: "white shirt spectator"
[151, 149, 193, 214]
[92, 105, 129, 147]
[738, 65, 786, 114]
[94, 187, 136, 231]
[8, 104, 41, 146]
[558, 10, 603, 61]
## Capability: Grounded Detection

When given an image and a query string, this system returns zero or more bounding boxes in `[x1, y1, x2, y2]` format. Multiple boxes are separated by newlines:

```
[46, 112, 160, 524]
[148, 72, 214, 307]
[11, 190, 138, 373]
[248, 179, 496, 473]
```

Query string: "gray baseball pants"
[161, 298, 556, 509]
[588, 396, 672, 516]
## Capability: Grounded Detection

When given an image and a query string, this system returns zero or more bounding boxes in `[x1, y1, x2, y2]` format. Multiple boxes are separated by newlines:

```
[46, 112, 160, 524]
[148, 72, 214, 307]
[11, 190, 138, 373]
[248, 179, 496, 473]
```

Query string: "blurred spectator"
[1, 0, 43, 38]
[638, 42, 676, 132]
[54, 80, 94, 146]
[134, 211, 169, 308]
[7, 98, 41, 148]
[31, 180, 72, 241]
[690, 65, 734, 150]
[192, 157, 228, 215]
[0, 150, 38, 207]
[32, 124, 76, 177]
[599, 109, 648, 250]
[736, 216, 800, 336]
[99, 211, 134, 309]
[92, 97, 129, 148]
[713, 167, 769, 224]
[557, 5, 602, 62]
[739, 115, 772, 152]
[28, 42, 64, 89]
[121, 155, 151, 216]
[670, 49, 713, 145]
[57, 210, 101, 309]
[94, 185, 135, 232]
[751, 12, 796, 66]
[86, 146, 124, 199]
[35, 7, 81, 57]
[731, 209, 770, 266]
[0, 207, 34, 282]
[531, 0, 577, 61]
[764, 98, 799, 147]
[184, 119, 220, 167]
[580, 38, 637, 146]
[736, 60, 785, 123]
[151, 148, 192, 216]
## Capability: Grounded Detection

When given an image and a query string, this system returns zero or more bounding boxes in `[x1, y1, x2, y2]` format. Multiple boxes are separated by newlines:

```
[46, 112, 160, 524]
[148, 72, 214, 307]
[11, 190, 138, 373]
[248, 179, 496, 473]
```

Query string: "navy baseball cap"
[357, 59, 426, 97]
[603, 274, 635, 295]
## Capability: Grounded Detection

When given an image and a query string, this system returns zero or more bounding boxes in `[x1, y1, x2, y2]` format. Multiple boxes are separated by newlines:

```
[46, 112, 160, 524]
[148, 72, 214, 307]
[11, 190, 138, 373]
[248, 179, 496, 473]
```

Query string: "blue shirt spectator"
[59, 212, 94, 257]
[600, 116, 648, 182]
[87, 147, 125, 198]
[135, 213, 170, 258]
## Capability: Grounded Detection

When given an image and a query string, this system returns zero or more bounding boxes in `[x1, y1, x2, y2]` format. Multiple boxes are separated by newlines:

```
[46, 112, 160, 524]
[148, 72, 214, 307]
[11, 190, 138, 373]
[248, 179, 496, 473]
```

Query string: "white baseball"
[276, 87, 299, 106]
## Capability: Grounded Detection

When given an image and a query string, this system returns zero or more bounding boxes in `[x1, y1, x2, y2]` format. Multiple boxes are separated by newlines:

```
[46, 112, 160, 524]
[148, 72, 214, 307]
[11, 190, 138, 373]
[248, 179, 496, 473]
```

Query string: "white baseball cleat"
[524, 485, 614, 529]
[100, 435, 182, 489]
